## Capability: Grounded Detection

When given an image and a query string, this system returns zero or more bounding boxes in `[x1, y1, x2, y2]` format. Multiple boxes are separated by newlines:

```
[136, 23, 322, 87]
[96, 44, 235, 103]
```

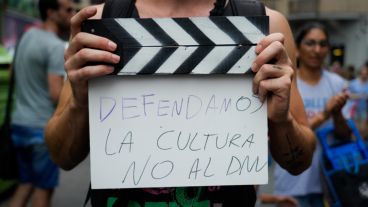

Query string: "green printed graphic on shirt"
[107, 197, 210, 207]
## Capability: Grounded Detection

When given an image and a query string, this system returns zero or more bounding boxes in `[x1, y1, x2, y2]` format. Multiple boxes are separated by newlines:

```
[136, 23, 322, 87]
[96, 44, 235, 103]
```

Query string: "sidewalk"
[52, 157, 91, 207]
[0, 157, 90, 207]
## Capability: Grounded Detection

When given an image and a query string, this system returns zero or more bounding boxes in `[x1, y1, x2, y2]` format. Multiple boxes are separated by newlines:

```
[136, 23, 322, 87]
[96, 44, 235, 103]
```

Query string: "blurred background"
[1, 0, 367, 69]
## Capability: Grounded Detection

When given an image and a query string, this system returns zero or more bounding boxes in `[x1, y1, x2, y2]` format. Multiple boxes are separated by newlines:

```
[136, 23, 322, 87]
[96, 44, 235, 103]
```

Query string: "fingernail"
[112, 54, 120, 63]
[108, 41, 117, 50]
[86, 7, 96, 14]
[251, 63, 258, 72]
[253, 87, 258, 95]
[107, 66, 114, 73]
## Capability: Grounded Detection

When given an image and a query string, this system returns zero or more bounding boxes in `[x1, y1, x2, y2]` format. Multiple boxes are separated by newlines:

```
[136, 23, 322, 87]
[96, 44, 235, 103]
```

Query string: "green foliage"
[8, 0, 39, 17]
[0, 45, 12, 65]
[0, 45, 11, 125]
[0, 70, 10, 126]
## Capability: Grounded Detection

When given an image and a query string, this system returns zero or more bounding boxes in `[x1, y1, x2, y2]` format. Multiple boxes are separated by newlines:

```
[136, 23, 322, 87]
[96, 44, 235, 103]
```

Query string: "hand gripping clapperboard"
[83, 16, 269, 190]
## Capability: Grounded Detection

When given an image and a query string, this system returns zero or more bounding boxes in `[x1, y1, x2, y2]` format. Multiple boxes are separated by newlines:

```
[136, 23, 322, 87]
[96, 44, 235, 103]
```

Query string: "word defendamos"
[99, 93, 263, 122]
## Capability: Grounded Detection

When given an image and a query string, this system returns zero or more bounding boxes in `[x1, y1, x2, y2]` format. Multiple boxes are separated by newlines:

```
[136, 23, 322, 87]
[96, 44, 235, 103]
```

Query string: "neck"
[147, 0, 214, 6]
[136, 0, 217, 17]
[42, 20, 59, 35]
[298, 64, 323, 85]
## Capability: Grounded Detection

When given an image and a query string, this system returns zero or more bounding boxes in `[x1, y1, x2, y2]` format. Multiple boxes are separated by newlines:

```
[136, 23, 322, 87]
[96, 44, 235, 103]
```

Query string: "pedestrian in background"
[329, 60, 344, 77]
[8, 0, 74, 206]
[344, 65, 356, 80]
[349, 62, 368, 139]
[274, 22, 351, 207]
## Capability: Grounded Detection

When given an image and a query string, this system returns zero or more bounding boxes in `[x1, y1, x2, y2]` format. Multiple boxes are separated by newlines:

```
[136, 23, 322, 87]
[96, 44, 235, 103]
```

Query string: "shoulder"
[22, 28, 61, 47]
[43, 32, 65, 47]
[264, 7, 297, 66]
[324, 70, 345, 81]
[323, 70, 347, 87]
[348, 79, 359, 91]
[22, 28, 41, 39]
[25, 27, 37, 34]
[18, 28, 33, 43]
[350, 78, 359, 85]
[265, 7, 290, 34]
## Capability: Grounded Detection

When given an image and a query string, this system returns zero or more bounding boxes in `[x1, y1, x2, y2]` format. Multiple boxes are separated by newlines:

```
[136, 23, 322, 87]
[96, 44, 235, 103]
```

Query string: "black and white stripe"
[82, 16, 268, 75]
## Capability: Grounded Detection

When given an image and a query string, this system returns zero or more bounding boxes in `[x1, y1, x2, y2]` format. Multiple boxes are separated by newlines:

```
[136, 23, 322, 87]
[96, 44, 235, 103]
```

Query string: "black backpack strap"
[102, 0, 136, 18]
[230, 0, 266, 16]
[3, 33, 23, 127]
[3, 57, 16, 126]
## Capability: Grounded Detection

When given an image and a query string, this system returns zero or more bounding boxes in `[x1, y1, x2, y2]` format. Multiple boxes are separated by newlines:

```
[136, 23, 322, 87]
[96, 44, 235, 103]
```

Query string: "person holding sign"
[45, 0, 316, 206]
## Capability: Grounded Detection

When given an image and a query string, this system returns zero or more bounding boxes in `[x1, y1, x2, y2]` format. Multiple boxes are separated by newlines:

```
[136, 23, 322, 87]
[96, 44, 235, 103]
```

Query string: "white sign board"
[89, 75, 268, 189]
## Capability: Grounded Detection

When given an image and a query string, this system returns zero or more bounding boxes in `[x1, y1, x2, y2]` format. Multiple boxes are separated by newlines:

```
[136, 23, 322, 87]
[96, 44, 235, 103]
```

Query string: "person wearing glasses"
[8, 0, 74, 206]
[273, 22, 351, 207]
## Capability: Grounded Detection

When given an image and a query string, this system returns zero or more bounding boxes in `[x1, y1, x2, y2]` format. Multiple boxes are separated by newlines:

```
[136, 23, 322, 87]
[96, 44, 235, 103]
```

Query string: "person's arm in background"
[325, 92, 351, 139]
[48, 74, 64, 103]
[47, 43, 68, 103]
[253, 8, 316, 175]
[45, 5, 117, 170]
[258, 193, 299, 207]
[308, 91, 351, 139]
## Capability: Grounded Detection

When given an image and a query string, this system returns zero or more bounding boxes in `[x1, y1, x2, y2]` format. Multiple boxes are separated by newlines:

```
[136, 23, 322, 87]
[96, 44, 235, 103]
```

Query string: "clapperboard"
[84, 16, 270, 189]
[82, 16, 268, 74]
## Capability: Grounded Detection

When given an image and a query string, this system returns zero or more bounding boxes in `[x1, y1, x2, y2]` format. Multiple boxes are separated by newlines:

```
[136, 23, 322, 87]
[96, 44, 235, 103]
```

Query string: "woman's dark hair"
[38, 0, 60, 21]
[295, 22, 329, 48]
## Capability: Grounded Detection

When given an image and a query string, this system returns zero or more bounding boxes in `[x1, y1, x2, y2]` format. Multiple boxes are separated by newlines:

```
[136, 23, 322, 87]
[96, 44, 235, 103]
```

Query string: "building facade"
[263, 0, 368, 69]
[2, 0, 367, 69]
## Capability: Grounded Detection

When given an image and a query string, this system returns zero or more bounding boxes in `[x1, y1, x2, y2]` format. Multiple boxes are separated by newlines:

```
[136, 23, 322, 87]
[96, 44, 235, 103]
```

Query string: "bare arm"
[308, 91, 351, 139]
[349, 93, 368, 100]
[259, 194, 298, 206]
[48, 73, 64, 103]
[45, 5, 119, 170]
[326, 92, 351, 139]
[254, 8, 315, 175]
[331, 111, 351, 139]
[46, 81, 90, 169]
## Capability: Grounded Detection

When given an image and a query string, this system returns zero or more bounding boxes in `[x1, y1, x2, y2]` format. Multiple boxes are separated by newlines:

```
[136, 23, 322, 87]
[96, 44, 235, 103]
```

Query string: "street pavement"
[0, 157, 91, 207]
[52, 157, 91, 207]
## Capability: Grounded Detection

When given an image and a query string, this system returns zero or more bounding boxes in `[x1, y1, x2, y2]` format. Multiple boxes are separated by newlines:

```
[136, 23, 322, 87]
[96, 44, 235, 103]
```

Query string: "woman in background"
[274, 22, 351, 207]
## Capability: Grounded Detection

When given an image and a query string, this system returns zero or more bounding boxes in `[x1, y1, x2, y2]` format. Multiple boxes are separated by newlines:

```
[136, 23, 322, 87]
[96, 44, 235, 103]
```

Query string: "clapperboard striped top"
[82, 16, 269, 75]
